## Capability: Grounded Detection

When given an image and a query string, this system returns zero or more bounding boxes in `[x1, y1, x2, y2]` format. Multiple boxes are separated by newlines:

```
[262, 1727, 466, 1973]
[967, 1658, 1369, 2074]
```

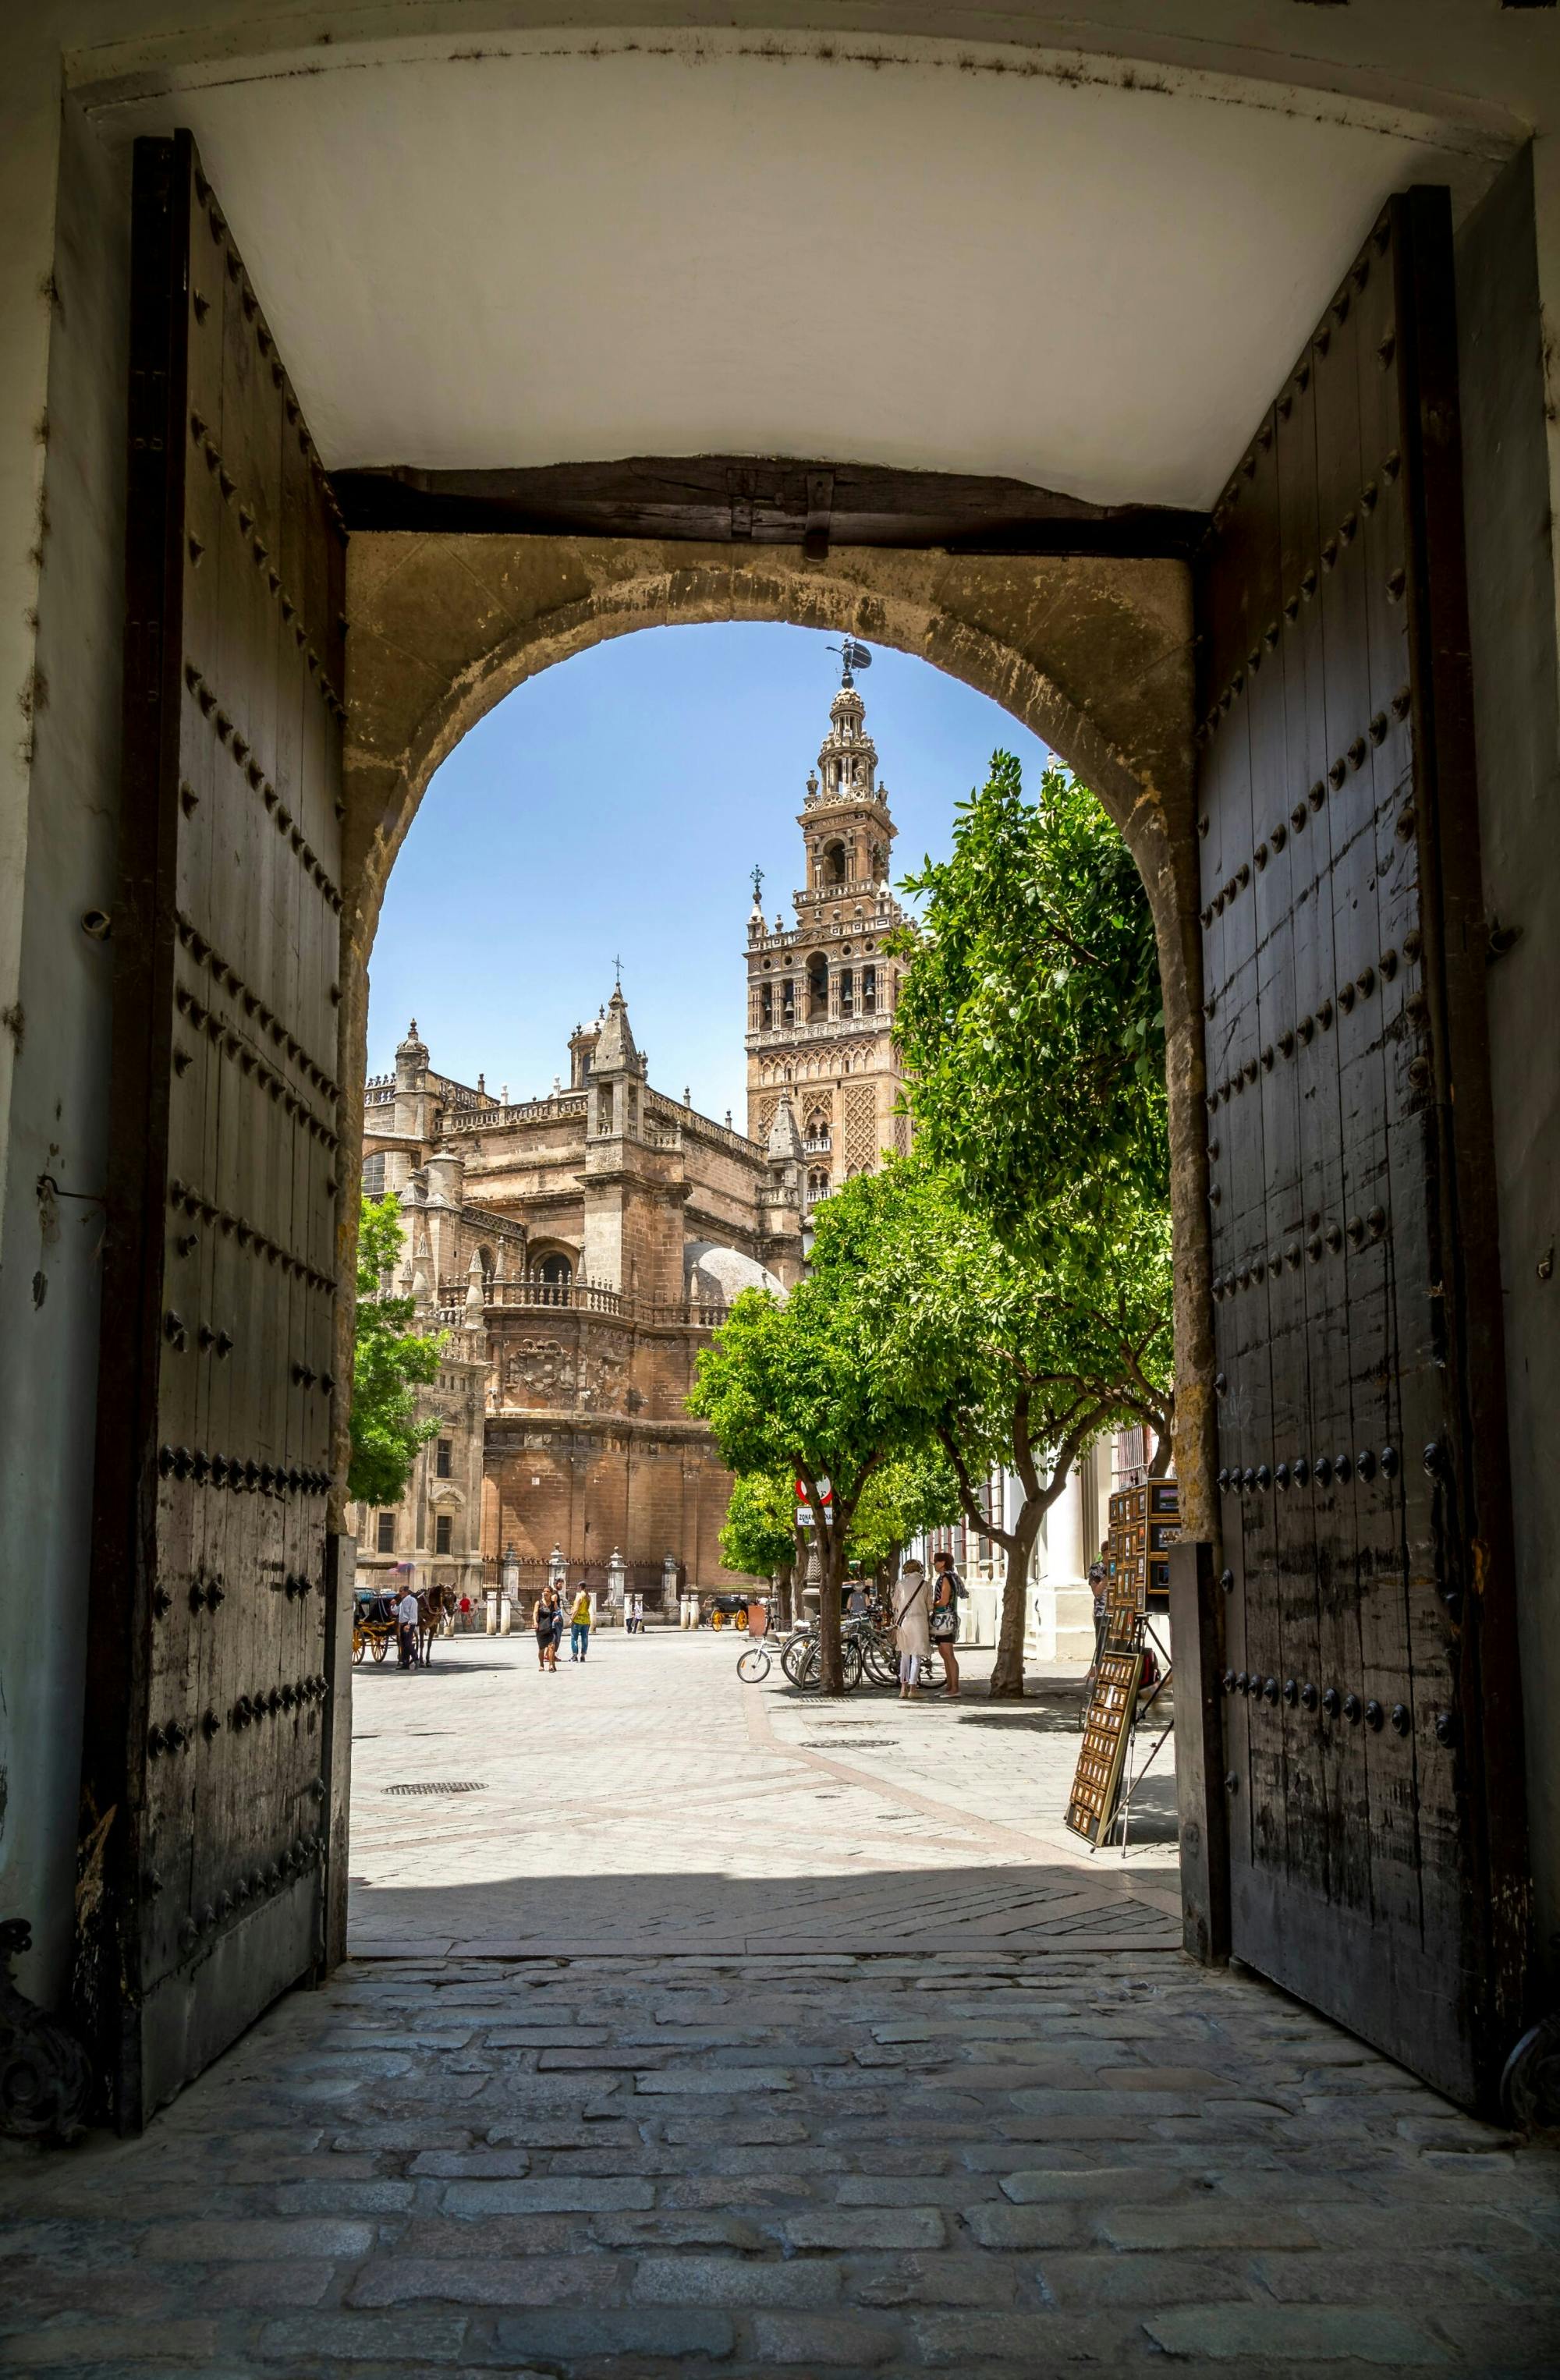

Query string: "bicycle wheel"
[862, 1634, 899, 1688]
[736, 1645, 771, 1684]
[781, 1633, 814, 1685]
[797, 1640, 861, 1692]
[916, 1649, 945, 1692]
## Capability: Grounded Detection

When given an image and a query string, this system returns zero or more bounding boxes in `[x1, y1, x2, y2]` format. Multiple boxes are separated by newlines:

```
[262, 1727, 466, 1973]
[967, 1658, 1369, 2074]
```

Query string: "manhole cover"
[384, 1781, 488, 1796]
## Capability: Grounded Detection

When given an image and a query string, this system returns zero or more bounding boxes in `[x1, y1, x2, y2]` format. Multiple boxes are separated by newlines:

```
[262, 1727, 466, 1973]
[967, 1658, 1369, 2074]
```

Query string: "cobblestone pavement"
[3, 1951, 1558, 2376]
[3, 1636, 1557, 2376]
[346, 1633, 1182, 1954]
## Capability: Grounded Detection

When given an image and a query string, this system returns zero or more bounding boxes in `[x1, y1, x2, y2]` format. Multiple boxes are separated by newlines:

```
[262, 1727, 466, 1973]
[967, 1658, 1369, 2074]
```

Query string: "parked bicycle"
[739, 1613, 941, 1693]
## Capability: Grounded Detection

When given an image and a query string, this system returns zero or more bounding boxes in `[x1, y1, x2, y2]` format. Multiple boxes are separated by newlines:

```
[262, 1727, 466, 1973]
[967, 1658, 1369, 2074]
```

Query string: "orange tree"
[688, 1260, 924, 1695]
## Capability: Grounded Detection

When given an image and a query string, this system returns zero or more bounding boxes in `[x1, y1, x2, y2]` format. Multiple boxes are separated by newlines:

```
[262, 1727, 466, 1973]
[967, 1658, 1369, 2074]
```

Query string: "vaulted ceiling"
[85, 27, 1515, 510]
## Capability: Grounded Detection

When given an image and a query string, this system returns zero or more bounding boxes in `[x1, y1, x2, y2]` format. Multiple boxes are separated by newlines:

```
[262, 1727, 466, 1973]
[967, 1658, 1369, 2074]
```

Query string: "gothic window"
[436, 1438, 452, 1479]
[376, 1511, 395, 1553]
[435, 1513, 453, 1555]
[807, 954, 828, 1019]
[823, 841, 846, 885]
[362, 1150, 385, 1195]
[805, 1107, 829, 1150]
[807, 1166, 831, 1204]
[862, 965, 876, 1013]
[839, 968, 854, 1017]
[760, 983, 773, 1027]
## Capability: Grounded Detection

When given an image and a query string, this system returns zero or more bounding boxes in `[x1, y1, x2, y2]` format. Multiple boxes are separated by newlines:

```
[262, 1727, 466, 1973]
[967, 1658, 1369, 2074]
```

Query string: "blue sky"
[366, 622, 1050, 1124]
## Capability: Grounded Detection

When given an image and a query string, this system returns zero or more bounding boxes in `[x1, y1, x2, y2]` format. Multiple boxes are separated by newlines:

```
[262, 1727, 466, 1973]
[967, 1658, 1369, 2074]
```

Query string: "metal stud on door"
[75, 133, 346, 2131]
[1194, 189, 1531, 2113]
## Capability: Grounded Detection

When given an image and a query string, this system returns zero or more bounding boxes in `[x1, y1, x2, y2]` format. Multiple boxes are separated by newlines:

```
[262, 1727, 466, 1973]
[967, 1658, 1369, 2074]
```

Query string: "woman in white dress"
[893, 1558, 932, 1699]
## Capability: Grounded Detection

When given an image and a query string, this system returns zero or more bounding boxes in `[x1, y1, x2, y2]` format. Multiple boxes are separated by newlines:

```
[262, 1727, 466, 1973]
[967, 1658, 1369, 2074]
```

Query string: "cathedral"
[354, 663, 909, 1617]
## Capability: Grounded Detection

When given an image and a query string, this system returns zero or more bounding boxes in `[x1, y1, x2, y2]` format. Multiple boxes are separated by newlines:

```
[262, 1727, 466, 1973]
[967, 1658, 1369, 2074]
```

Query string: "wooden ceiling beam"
[329, 456, 1207, 561]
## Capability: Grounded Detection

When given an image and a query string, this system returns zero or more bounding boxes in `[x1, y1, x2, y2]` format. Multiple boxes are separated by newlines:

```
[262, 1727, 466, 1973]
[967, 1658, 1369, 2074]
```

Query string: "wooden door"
[75, 133, 347, 2130]
[1197, 189, 1530, 2111]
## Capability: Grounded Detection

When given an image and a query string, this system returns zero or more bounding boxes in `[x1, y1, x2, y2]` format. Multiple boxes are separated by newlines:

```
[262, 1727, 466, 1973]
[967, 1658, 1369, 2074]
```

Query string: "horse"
[416, 1581, 458, 1663]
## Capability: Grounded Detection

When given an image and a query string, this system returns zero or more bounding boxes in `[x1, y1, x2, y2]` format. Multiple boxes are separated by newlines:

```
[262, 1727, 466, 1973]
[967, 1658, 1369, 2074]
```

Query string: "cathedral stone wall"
[361, 988, 800, 1605]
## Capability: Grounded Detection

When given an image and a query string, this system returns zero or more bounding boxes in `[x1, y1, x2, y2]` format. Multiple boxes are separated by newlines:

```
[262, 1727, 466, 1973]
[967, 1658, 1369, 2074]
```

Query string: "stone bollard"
[499, 1596, 512, 1636]
[485, 1590, 498, 1636]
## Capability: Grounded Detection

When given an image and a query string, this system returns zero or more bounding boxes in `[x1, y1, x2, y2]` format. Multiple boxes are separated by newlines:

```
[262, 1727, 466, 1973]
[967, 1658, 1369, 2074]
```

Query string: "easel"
[1064, 1478, 1179, 1854]
[1107, 1612, 1173, 1856]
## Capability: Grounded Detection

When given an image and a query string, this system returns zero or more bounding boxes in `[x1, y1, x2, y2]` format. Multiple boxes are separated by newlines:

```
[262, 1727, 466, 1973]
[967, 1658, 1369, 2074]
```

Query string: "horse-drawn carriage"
[352, 1588, 399, 1663]
[352, 1581, 459, 1664]
[702, 1592, 772, 1631]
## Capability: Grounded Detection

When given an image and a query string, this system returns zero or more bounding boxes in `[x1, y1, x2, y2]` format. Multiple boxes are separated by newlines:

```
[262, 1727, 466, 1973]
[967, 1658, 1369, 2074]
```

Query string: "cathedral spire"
[592, 982, 641, 1075]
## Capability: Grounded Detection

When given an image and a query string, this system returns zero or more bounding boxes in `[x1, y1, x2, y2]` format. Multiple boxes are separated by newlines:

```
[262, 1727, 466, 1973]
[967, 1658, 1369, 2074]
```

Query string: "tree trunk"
[817, 1521, 845, 1694]
[987, 1505, 1047, 1698]
[1149, 1426, 1174, 1479]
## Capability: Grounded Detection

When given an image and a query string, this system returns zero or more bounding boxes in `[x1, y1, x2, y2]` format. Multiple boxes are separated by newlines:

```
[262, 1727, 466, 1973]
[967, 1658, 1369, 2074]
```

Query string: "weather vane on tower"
[827, 638, 873, 689]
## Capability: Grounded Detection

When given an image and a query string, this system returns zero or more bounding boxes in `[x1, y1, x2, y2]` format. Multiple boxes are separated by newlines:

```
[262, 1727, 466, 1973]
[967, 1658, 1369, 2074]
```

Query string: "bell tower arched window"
[807, 954, 828, 1019]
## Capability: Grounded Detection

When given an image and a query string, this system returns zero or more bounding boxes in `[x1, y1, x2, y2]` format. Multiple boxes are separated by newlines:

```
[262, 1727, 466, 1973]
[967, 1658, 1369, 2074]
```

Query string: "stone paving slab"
[346, 1634, 1180, 1956]
[3, 1950, 1557, 2377]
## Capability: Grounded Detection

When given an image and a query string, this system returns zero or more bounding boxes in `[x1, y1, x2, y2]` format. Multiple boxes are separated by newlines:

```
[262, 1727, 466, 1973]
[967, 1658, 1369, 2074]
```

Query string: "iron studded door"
[1196, 189, 1530, 2111]
[76, 133, 347, 2130]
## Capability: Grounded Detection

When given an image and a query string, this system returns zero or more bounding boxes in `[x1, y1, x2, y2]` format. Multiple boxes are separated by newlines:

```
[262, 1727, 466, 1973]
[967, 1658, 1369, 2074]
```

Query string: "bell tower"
[743, 650, 910, 1231]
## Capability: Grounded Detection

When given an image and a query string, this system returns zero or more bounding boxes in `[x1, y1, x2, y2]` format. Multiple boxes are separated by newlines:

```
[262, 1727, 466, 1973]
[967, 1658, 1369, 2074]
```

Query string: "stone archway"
[335, 536, 1211, 1535]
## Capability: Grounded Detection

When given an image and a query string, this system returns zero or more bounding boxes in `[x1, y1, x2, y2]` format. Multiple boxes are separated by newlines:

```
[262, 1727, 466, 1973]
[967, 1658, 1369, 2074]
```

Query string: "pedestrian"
[846, 1568, 869, 1618]
[534, 1587, 558, 1672]
[930, 1549, 967, 1698]
[396, 1581, 420, 1670]
[570, 1585, 593, 1662]
[1087, 1545, 1110, 1684]
[893, 1557, 931, 1699]
[631, 1589, 644, 1634]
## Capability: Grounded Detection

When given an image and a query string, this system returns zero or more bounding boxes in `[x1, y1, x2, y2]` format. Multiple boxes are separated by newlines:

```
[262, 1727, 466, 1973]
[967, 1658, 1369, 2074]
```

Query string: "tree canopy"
[818, 1157, 1172, 1691]
[889, 753, 1167, 1245]
[689, 1262, 924, 1689]
[347, 1195, 446, 1509]
[718, 1468, 798, 1582]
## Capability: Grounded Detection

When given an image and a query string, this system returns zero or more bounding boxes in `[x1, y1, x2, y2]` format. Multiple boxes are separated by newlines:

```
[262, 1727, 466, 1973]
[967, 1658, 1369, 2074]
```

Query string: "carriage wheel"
[352, 1632, 367, 1665]
[371, 1634, 389, 1663]
[711, 1609, 725, 1631]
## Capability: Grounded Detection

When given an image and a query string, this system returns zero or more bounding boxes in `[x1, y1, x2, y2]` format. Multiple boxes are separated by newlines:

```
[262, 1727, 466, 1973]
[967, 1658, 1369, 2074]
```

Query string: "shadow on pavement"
[345, 1858, 1182, 1957]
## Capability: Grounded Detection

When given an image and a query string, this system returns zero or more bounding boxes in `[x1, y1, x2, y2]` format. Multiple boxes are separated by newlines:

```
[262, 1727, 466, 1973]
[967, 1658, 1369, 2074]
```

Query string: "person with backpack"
[930, 1549, 967, 1698]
